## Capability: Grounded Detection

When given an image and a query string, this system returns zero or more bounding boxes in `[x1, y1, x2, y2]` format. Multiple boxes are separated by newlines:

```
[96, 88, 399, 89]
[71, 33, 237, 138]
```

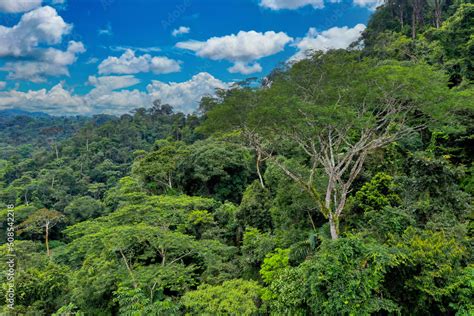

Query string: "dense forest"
[0, 1, 473, 315]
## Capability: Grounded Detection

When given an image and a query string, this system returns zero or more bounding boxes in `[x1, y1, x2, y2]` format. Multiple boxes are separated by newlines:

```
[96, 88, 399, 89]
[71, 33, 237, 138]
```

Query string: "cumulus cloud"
[98, 49, 181, 75]
[353, 0, 383, 10]
[172, 26, 190, 37]
[0, 0, 42, 13]
[0, 83, 88, 115]
[87, 75, 140, 92]
[291, 24, 366, 61]
[90, 90, 151, 114]
[228, 62, 263, 75]
[176, 30, 292, 74]
[0, 6, 71, 57]
[0, 81, 6, 90]
[0, 72, 227, 115]
[85, 76, 149, 114]
[1, 41, 86, 82]
[146, 72, 229, 114]
[0, 6, 83, 82]
[0, 81, 148, 115]
[259, 0, 325, 10]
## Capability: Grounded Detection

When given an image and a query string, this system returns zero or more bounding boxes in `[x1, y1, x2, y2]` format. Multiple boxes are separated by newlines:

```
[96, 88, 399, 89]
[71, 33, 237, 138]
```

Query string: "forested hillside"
[0, 1, 472, 315]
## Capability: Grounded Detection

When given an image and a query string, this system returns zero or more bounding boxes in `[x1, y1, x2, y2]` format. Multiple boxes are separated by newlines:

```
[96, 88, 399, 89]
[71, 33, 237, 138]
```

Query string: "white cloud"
[0, 83, 89, 114]
[177, 31, 292, 62]
[87, 75, 140, 93]
[259, 0, 325, 10]
[0, 81, 6, 90]
[98, 49, 181, 75]
[172, 26, 190, 37]
[85, 75, 149, 114]
[0, 0, 42, 13]
[176, 30, 292, 74]
[86, 57, 99, 64]
[0, 6, 71, 57]
[0, 72, 228, 115]
[88, 90, 151, 115]
[353, 0, 383, 10]
[85, 75, 149, 115]
[0, 81, 148, 115]
[110, 46, 161, 53]
[0, 6, 82, 82]
[291, 24, 366, 61]
[147, 72, 229, 114]
[228, 62, 263, 75]
[1, 41, 86, 82]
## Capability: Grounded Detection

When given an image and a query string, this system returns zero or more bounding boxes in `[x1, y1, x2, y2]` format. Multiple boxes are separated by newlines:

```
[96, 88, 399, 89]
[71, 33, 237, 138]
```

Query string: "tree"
[17, 208, 65, 256]
[241, 228, 276, 278]
[60, 194, 236, 314]
[64, 196, 105, 224]
[427, 0, 445, 28]
[259, 248, 290, 284]
[0, 241, 71, 314]
[177, 140, 254, 203]
[201, 51, 453, 239]
[181, 279, 263, 315]
[354, 172, 401, 213]
[426, 3, 474, 85]
[385, 227, 468, 314]
[236, 180, 273, 231]
[266, 235, 400, 315]
[132, 140, 189, 194]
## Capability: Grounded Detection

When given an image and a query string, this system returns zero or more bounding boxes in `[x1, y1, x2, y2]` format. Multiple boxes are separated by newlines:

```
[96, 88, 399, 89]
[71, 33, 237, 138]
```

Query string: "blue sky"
[0, 0, 377, 115]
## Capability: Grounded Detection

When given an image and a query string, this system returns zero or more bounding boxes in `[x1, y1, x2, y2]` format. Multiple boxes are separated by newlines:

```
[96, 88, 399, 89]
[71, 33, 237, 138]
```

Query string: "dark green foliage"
[426, 3, 474, 85]
[241, 228, 277, 279]
[64, 196, 106, 224]
[237, 180, 273, 231]
[177, 140, 254, 203]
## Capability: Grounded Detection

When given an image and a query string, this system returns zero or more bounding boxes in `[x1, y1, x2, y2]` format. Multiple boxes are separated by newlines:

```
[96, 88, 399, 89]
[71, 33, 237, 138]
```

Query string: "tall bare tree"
[18, 208, 66, 256]
[201, 51, 452, 239]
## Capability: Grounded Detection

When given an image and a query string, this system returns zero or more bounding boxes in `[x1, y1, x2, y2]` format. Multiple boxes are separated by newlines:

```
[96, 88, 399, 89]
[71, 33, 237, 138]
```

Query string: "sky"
[0, 0, 380, 115]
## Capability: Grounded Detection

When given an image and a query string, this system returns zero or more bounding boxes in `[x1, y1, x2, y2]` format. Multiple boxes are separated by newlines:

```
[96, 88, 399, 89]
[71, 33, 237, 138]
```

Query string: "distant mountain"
[0, 108, 50, 118]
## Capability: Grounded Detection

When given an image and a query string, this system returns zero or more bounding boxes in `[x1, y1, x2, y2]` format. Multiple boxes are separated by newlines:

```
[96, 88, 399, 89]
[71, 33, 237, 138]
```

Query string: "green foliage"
[113, 285, 180, 316]
[57, 194, 237, 313]
[241, 228, 276, 278]
[52, 303, 85, 316]
[0, 241, 70, 314]
[237, 180, 273, 231]
[64, 196, 105, 224]
[132, 140, 189, 194]
[177, 140, 254, 202]
[186, 210, 214, 239]
[181, 279, 263, 315]
[426, 3, 474, 85]
[354, 173, 401, 213]
[263, 267, 307, 315]
[265, 235, 401, 315]
[260, 248, 290, 284]
[303, 235, 400, 315]
[386, 227, 469, 315]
